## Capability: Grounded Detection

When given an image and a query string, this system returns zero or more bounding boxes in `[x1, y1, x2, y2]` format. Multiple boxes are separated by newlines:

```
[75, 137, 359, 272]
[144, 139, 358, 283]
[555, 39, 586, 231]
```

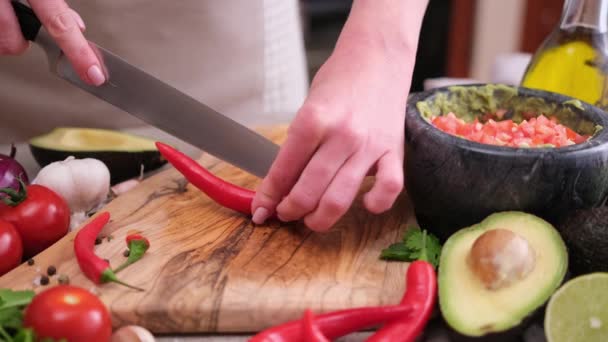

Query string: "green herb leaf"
[0, 308, 23, 329]
[380, 243, 411, 260]
[13, 328, 35, 342]
[380, 226, 442, 268]
[0, 289, 35, 342]
[0, 290, 34, 310]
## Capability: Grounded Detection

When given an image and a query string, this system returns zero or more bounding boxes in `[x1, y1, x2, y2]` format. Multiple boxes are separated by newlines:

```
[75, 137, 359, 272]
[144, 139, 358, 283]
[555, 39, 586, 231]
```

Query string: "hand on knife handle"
[5, 0, 105, 86]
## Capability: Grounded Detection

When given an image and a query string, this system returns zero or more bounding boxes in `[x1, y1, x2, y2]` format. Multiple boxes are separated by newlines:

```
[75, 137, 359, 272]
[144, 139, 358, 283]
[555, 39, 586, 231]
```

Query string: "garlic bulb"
[33, 156, 111, 230]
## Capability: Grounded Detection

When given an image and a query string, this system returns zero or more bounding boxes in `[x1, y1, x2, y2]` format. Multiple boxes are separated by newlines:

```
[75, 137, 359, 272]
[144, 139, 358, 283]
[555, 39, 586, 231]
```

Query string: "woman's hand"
[252, 0, 429, 231]
[0, 0, 104, 85]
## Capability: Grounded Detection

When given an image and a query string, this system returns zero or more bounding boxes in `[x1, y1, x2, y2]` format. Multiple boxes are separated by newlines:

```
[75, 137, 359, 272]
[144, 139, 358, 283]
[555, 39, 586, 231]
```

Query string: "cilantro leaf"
[0, 290, 34, 310]
[380, 243, 411, 260]
[0, 289, 35, 342]
[13, 328, 35, 342]
[380, 226, 442, 268]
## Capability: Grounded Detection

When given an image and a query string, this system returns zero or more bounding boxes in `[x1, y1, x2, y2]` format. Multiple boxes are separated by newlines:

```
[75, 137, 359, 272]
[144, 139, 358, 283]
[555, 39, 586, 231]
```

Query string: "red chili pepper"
[301, 309, 329, 342]
[365, 260, 437, 342]
[114, 234, 150, 273]
[155, 142, 254, 215]
[74, 212, 144, 291]
[249, 304, 412, 342]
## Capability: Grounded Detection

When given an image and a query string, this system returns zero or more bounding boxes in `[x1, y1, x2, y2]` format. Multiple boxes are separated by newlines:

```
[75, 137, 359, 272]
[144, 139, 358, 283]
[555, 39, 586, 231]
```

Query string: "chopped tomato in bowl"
[430, 112, 591, 148]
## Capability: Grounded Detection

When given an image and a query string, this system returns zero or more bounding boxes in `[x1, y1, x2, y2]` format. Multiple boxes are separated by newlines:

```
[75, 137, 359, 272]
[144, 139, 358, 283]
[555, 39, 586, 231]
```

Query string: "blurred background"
[299, 0, 564, 91]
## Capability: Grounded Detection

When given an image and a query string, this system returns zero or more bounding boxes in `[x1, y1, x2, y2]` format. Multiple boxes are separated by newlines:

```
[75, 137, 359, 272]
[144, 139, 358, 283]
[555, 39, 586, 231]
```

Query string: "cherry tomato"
[0, 220, 22, 276]
[0, 184, 70, 258]
[24, 285, 112, 342]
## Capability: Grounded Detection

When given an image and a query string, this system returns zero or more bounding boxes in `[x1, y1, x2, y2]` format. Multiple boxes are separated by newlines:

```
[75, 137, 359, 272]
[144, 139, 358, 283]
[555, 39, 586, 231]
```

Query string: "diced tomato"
[430, 112, 590, 148]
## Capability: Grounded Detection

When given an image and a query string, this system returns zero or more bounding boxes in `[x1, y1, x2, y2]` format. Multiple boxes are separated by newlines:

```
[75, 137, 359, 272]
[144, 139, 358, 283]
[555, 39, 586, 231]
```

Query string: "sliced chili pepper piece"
[301, 309, 329, 342]
[155, 142, 255, 215]
[114, 234, 150, 273]
[74, 212, 144, 291]
[365, 260, 437, 342]
[249, 304, 412, 342]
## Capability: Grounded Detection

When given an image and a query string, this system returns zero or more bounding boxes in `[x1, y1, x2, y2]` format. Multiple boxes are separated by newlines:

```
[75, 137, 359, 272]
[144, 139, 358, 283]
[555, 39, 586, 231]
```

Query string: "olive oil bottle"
[521, 0, 608, 110]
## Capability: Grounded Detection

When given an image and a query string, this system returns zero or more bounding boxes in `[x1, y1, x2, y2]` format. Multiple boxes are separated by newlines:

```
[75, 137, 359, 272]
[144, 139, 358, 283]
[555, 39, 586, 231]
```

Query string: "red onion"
[0, 144, 29, 191]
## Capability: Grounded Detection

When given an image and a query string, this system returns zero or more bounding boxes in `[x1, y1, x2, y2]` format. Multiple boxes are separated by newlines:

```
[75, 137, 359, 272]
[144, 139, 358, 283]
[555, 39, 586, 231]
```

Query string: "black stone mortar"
[404, 83, 608, 241]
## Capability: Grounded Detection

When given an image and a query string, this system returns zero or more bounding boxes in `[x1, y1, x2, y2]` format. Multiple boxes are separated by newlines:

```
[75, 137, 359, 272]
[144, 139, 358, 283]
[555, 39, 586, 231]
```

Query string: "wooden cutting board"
[0, 125, 414, 334]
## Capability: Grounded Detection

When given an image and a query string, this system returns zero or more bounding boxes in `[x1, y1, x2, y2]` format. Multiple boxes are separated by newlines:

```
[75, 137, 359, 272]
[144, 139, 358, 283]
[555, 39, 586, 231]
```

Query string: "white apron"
[0, 0, 309, 173]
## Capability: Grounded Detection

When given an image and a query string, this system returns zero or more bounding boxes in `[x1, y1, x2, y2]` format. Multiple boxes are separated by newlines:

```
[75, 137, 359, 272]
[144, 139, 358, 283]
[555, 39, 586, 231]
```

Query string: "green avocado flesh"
[438, 211, 568, 337]
[29, 127, 166, 185]
[416, 84, 602, 136]
[29, 127, 157, 152]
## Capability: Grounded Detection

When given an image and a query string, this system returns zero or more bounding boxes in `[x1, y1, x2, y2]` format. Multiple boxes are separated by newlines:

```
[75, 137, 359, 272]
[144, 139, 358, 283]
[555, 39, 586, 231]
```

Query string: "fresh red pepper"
[301, 309, 329, 342]
[155, 142, 254, 215]
[249, 304, 413, 342]
[114, 234, 150, 273]
[366, 260, 437, 342]
[74, 212, 144, 291]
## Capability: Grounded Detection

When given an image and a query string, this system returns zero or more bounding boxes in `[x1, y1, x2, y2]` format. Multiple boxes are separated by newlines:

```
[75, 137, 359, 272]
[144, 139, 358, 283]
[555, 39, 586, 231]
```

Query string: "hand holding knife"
[10, 0, 280, 178]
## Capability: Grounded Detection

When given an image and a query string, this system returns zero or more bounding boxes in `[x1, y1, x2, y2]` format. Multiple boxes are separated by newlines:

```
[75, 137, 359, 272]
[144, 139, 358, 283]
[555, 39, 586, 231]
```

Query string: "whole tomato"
[0, 220, 22, 276]
[0, 184, 70, 258]
[24, 285, 112, 342]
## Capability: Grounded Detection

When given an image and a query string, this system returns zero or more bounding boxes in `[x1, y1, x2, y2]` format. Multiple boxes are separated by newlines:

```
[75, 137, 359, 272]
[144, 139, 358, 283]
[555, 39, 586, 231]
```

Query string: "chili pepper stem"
[101, 269, 145, 292]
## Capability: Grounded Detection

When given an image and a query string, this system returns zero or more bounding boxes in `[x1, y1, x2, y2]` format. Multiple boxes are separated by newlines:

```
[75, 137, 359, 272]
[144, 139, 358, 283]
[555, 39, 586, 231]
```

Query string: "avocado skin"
[557, 205, 608, 275]
[29, 145, 166, 185]
[444, 310, 542, 342]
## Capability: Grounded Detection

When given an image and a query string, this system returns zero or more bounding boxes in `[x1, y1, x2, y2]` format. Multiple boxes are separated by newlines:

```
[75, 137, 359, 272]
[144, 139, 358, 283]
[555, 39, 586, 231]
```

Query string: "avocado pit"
[468, 228, 536, 290]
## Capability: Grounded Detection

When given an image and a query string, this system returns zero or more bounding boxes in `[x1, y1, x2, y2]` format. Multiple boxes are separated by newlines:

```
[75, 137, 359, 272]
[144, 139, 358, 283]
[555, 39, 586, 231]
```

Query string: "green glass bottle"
[521, 0, 608, 110]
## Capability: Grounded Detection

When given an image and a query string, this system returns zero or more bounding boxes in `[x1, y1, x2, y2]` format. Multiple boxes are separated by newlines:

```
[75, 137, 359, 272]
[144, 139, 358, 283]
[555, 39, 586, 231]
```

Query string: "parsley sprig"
[0, 289, 35, 342]
[380, 225, 442, 268]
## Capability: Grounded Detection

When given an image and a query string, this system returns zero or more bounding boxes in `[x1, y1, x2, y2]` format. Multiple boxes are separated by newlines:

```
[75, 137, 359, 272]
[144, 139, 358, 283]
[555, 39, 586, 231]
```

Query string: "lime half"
[545, 273, 608, 342]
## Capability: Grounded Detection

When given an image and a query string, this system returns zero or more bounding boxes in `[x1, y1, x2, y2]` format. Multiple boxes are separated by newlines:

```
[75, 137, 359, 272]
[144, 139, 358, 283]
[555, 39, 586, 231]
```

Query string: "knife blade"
[11, 1, 279, 178]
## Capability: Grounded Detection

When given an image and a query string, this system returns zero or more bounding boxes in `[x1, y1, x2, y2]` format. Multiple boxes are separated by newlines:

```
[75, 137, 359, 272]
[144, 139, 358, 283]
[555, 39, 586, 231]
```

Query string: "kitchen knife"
[10, 1, 280, 178]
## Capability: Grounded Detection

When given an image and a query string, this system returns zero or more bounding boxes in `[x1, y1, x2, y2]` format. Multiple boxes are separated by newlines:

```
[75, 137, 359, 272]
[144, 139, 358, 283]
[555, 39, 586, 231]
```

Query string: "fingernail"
[87, 65, 105, 86]
[252, 207, 270, 224]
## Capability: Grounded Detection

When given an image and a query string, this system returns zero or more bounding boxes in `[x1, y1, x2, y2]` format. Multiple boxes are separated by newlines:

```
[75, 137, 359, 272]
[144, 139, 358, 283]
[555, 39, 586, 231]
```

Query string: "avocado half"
[438, 211, 568, 339]
[29, 127, 166, 184]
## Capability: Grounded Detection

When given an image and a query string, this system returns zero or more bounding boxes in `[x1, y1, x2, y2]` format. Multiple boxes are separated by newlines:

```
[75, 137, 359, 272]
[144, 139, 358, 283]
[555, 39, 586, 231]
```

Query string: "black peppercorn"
[58, 274, 70, 285]
[40, 275, 49, 286]
[47, 266, 57, 276]
[123, 249, 130, 257]
[27, 258, 35, 266]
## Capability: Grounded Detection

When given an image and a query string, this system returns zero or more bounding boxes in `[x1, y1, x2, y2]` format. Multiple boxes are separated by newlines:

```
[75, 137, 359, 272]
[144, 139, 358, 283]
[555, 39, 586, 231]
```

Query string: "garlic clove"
[111, 325, 156, 342]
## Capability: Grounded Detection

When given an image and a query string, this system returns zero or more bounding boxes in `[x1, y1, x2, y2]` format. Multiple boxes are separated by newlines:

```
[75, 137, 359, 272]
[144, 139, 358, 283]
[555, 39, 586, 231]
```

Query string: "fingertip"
[252, 207, 271, 225]
[86, 64, 106, 86]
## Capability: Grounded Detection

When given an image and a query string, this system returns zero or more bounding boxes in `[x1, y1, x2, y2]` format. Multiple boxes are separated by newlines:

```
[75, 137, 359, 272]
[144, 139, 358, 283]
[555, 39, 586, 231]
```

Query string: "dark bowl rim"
[405, 83, 608, 158]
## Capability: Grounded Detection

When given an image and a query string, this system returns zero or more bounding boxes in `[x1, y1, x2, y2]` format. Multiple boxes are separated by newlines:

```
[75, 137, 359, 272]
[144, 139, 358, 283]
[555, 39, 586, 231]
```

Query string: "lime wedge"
[545, 273, 608, 342]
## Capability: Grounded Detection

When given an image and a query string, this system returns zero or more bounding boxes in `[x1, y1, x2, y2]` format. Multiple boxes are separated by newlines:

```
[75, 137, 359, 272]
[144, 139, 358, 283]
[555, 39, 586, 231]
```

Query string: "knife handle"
[11, 1, 42, 41]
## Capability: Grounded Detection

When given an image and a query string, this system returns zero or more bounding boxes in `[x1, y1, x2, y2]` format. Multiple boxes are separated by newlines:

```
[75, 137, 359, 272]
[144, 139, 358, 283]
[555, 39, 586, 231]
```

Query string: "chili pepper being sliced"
[366, 260, 437, 342]
[249, 304, 413, 342]
[114, 234, 150, 273]
[301, 309, 329, 342]
[74, 212, 144, 291]
[155, 142, 255, 216]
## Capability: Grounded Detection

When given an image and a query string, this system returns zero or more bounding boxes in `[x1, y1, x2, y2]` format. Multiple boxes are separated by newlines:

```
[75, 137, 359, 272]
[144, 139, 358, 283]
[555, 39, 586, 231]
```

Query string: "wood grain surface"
[0, 125, 414, 334]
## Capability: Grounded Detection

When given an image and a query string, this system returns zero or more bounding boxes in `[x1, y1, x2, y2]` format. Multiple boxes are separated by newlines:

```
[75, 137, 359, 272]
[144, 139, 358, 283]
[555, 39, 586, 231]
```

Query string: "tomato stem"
[0, 179, 27, 206]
